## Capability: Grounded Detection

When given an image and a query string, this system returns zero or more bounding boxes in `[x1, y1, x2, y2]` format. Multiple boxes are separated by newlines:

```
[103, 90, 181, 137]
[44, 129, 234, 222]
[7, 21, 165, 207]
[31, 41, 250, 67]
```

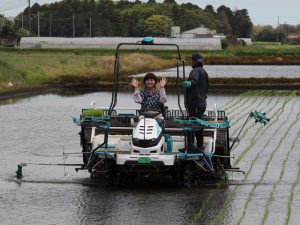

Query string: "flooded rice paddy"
[136, 65, 300, 78]
[0, 91, 300, 225]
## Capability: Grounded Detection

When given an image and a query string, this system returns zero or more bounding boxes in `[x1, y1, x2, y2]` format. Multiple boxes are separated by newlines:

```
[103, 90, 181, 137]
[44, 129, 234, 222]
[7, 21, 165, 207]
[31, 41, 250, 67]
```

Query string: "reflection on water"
[76, 183, 231, 225]
[0, 91, 234, 225]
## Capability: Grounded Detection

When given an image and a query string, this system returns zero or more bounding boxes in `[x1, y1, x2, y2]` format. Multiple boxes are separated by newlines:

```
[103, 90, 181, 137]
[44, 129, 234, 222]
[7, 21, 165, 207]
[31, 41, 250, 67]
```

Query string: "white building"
[20, 36, 222, 50]
[173, 25, 216, 38]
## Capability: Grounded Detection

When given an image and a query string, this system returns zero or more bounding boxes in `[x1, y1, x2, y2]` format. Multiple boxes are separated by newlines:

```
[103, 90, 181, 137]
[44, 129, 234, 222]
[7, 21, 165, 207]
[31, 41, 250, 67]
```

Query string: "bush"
[239, 39, 246, 46]
[221, 39, 229, 49]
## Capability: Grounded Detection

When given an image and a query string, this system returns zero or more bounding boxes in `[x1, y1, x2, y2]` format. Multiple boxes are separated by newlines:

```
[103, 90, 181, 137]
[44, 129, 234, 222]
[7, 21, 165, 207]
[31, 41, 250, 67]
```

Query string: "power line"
[0, 0, 26, 12]
[0, 4, 27, 13]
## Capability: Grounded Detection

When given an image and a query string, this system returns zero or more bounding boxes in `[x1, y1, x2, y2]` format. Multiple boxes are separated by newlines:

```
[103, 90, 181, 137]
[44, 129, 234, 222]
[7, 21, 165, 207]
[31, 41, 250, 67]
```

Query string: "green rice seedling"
[284, 161, 300, 225]
[231, 91, 292, 153]
[208, 93, 297, 225]
[234, 93, 294, 182]
[191, 91, 296, 225]
[259, 109, 300, 225]
[230, 90, 276, 135]
[195, 95, 279, 225]
[210, 111, 289, 225]
[190, 193, 214, 225]
[226, 90, 261, 115]
[279, 113, 300, 181]
[229, 90, 272, 128]
[233, 91, 296, 165]
[82, 109, 103, 119]
[260, 110, 300, 225]
[235, 96, 299, 225]
[222, 91, 254, 112]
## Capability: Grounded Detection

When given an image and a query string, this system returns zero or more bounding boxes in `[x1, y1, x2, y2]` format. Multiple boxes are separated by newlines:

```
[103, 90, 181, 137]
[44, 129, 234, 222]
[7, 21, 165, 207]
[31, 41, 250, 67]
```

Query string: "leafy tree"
[11, 0, 254, 38]
[163, 0, 176, 4]
[217, 5, 233, 18]
[147, 0, 156, 3]
[231, 9, 252, 37]
[252, 25, 278, 42]
[0, 25, 17, 38]
[295, 24, 300, 33]
[204, 5, 215, 15]
[31, 3, 41, 15]
[217, 5, 233, 30]
[144, 15, 173, 37]
[200, 12, 217, 30]
[17, 27, 29, 37]
[181, 3, 199, 10]
[217, 11, 232, 34]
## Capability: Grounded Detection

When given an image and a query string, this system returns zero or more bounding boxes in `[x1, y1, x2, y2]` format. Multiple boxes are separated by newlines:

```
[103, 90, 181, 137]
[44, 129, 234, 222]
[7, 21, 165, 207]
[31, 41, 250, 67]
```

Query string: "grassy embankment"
[1, 42, 300, 95]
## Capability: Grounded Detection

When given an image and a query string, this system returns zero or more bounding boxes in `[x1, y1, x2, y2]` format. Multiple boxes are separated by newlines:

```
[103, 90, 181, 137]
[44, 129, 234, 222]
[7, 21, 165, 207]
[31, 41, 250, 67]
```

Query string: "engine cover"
[131, 118, 164, 154]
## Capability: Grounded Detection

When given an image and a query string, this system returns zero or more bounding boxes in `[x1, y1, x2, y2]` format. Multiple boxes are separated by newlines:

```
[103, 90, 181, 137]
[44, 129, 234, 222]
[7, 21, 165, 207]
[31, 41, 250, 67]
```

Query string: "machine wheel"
[215, 159, 226, 180]
[174, 162, 193, 187]
[111, 166, 125, 187]
[104, 161, 124, 187]
[183, 164, 193, 187]
[82, 144, 91, 165]
[104, 160, 115, 187]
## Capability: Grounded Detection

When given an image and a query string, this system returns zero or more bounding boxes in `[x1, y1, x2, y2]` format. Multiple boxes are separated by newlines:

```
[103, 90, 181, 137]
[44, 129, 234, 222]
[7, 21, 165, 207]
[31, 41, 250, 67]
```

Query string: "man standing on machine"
[182, 53, 209, 152]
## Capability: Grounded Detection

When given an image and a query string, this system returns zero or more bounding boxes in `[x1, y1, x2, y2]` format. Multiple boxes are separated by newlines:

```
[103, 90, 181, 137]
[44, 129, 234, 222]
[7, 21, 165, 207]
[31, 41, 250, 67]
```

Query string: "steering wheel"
[138, 109, 161, 118]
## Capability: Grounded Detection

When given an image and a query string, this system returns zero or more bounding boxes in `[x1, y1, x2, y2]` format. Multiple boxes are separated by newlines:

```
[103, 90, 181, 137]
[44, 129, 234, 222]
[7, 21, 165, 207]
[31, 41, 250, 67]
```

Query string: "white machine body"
[131, 118, 165, 154]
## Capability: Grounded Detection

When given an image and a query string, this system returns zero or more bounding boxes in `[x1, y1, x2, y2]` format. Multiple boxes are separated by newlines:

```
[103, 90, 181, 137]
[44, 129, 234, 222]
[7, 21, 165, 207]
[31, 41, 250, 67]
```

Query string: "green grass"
[0, 50, 176, 93]
[0, 59, 28, 89]
[1, 42, 300, 94]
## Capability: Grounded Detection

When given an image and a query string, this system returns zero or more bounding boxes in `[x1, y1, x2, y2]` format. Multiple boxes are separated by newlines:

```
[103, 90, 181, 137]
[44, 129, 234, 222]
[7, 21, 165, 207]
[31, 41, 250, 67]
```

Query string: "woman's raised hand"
[130, 78, 139, 88]
[159, 77, 167, 88]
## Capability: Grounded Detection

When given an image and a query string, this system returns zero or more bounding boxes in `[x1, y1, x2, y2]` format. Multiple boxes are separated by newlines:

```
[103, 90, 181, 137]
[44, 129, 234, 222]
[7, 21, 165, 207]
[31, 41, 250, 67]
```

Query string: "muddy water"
[1, 91, 299, 225]
[0, 92, 231, 225]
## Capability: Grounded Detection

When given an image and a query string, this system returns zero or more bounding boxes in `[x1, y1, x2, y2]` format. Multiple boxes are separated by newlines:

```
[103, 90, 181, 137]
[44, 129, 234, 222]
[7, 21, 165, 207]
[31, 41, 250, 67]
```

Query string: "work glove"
[182, 80, 191, 88]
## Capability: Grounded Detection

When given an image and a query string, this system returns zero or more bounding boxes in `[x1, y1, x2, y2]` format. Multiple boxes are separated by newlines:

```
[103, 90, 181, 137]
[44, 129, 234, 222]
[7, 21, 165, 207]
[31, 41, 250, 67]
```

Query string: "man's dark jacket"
[186, 64, 209, 109]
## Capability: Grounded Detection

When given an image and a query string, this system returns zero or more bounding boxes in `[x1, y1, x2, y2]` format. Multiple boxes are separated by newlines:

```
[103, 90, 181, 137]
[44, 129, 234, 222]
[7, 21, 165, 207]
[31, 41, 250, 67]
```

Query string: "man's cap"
[191, 53, 202, 61]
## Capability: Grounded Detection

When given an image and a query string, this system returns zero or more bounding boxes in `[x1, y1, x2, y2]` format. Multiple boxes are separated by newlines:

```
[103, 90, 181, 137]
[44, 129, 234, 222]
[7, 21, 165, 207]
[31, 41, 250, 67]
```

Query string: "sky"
[1, 0, 300, 27]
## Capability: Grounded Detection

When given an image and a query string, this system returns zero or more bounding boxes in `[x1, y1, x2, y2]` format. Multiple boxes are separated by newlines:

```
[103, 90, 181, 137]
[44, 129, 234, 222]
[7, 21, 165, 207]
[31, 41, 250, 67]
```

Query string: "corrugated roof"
[183, 26, 213, 35]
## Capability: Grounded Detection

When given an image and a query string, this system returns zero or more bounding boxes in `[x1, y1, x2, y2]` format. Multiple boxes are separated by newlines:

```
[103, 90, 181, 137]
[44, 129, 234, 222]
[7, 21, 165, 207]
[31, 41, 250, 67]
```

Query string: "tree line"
[2, 0, 300, 43]
[252, 24, 300, 43]
[8, 0, 253, 38]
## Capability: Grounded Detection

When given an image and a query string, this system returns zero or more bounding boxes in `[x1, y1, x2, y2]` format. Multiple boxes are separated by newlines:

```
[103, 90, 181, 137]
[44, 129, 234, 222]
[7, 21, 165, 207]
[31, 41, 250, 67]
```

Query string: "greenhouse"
[19, 37, 222, 50]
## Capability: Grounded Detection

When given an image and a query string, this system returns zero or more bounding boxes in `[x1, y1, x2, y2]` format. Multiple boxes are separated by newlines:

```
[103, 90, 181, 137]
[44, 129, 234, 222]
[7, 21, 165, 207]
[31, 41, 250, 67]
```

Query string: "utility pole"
[21, 14, 24, 28]
[49, 13, 52, 37]
[73, 13, 75, 37]
[284, 21, 287, 43]
[38, 11, 40, 37]
[164, 23, 168, 38]
[89, 17, 92, 37]
[0, 18, 3, 33]
[27, 0, 31, 34]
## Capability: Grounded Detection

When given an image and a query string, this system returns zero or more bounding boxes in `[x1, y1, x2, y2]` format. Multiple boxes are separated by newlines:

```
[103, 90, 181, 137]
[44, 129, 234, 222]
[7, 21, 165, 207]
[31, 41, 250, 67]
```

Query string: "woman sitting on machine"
[130, 73, 167, 125]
